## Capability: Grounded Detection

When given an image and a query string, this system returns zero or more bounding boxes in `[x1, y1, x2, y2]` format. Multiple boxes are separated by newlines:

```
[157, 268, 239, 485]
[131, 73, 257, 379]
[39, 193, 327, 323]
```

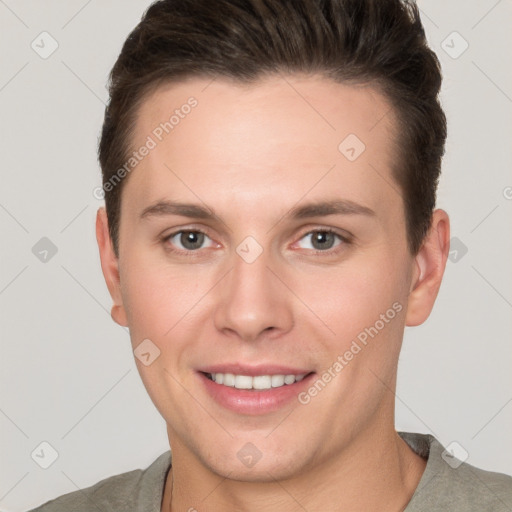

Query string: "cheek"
[293, 252, 408, 344]
[119, 259, 203, 399]
[296, 257, 408, 414]
[119, 255, 200, 343]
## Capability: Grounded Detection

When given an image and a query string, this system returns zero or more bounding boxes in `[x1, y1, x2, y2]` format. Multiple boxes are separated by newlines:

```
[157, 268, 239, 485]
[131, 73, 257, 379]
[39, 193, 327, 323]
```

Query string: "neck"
[161, 424, 426, 512]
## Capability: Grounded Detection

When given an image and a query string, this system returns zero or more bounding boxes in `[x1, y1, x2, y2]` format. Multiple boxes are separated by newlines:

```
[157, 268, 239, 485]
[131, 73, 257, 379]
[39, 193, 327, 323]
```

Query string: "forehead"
[125, 75, 400, 223]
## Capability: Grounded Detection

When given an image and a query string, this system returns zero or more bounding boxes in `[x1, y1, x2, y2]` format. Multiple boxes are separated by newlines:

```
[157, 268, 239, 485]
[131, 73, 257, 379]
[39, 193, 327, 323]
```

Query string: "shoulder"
[27, 469, 143, 511]
[400, 432, 512, 511]
[26, 451, 172, 512]
[438, 459, 512, 511]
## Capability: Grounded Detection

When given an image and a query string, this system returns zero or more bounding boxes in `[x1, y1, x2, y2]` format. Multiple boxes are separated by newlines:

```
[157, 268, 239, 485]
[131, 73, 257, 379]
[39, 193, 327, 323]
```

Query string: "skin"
[96, 74, 450, 511]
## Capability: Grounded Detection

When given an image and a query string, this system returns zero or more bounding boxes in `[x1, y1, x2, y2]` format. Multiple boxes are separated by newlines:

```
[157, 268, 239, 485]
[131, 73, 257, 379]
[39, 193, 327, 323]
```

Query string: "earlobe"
[111, 304, 128, 327]
[96, 208, 128, 327]
[405, 209, 450, 327]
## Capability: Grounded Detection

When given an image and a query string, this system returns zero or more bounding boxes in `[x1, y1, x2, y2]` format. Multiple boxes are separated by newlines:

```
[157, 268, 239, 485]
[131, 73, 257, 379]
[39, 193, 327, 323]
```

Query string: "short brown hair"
[98, 0, 446, 256]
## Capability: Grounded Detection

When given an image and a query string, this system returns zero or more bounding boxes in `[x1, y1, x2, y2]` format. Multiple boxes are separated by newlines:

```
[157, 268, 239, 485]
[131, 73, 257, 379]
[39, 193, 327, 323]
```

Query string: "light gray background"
[1, 1, 511, 510]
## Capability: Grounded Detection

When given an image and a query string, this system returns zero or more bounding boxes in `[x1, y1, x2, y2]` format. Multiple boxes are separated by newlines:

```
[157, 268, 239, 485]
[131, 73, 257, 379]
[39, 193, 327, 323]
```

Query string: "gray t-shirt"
[28, 432, 512, 511]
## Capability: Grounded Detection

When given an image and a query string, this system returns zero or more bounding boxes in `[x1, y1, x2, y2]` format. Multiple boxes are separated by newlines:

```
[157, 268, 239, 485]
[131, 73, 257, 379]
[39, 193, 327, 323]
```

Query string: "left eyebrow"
[285, 199, 376, 219]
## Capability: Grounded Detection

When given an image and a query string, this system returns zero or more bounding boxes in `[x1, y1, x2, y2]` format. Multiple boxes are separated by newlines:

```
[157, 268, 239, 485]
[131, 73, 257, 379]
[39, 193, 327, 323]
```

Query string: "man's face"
[111, 75, 418, 479]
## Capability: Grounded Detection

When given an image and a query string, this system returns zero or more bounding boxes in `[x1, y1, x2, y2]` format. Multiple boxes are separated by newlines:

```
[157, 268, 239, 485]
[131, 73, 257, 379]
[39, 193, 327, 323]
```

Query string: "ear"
[405, 209, 450, 326]
[96, 207, 128, 327]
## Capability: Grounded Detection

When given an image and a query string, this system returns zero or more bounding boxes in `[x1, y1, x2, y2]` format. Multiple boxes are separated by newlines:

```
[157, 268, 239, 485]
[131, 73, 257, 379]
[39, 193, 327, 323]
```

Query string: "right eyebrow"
[140, 201, 216, 221]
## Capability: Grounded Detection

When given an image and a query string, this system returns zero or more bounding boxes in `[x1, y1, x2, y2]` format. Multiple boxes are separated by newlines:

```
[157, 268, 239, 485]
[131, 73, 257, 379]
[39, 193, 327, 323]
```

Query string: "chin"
[193, 437, 313, 483]
[209, 458, 303, 483]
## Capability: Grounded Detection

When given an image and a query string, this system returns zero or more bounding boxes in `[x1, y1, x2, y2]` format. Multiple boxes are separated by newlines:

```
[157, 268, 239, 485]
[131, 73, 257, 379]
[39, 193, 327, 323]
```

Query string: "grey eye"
[297, 231, 342, 251]
[169, 231, 210, 251]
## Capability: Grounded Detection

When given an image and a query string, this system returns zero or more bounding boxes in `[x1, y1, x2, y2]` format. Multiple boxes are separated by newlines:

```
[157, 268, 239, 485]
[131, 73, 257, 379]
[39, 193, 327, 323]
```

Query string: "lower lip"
[199, 372, 315, 415]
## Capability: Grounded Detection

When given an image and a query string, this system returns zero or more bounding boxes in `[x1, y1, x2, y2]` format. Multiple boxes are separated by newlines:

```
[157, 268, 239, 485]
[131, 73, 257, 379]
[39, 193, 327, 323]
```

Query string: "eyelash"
[161, 227, 351, 258]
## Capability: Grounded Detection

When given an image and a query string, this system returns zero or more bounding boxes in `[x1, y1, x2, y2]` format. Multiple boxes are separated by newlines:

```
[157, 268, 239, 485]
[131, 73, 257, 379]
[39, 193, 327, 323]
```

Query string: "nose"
[213, 245, 294, 343]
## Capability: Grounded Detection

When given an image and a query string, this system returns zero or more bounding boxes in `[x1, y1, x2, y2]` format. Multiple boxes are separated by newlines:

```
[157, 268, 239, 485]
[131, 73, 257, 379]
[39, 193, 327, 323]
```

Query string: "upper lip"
[198, 364, 313, 376]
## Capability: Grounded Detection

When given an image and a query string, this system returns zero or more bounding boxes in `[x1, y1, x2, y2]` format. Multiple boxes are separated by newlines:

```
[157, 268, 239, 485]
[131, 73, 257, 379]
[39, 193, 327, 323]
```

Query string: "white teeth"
[284, 374, 296, 385]
[253, 375, 272, 389]
[209, 373, 307, 390]
[271, 375, 285, 387]
[234, 375, 253, 389]
[223, 373, 235, 387]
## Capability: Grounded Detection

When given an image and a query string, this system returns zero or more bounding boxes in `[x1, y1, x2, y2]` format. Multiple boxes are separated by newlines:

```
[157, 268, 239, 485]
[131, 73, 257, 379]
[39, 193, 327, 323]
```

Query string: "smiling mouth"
[203, 372, 314, 390]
